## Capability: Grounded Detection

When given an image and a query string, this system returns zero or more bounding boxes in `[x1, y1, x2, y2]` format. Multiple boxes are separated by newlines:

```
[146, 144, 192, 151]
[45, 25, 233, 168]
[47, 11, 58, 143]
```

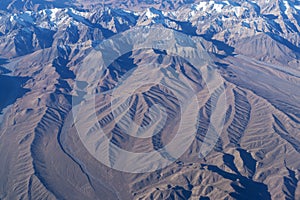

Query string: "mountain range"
[0, 0, 299, 199]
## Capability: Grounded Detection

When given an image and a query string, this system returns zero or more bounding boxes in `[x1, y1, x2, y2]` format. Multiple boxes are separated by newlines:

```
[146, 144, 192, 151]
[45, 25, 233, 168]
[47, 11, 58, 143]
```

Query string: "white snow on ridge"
[195, 1, 225, 12]
[192, 1, 240, 13]
[145, 8, 159, 18]
[283, 0, 290, 15]
[223, 1, 230, 6]
[191, 0, 249, 17]
[69, 8, 91, 18]
[214, 3, 224, 12]
[50, 8, 62, 21]
[233, 6, 246, 18]
[195, 1, 208, 11]
[9, 15, 15, 22]
[194, 1, 226, 13]
[282, 0, 300, 14]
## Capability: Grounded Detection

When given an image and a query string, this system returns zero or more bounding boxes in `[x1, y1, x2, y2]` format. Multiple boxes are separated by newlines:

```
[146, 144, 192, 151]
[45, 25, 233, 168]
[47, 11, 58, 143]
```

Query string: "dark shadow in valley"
[67, 10, 116, 39]
[99, 51, 136, 92]
[14, 29, 34, 56]
[203, 35, 235, 58]
[0, 58, 9, 65]
[53, 45, 75, 80]
[283, 166, 298, 200]
[0, 75, 30, 114]
[202, 164, 271, 200]
[266, 32, 300, 55]
[223, 154, 241, 175]
[34, 27, 56, 48]
[176, 20, 198, 36]
[165, 18, 236, 59]
[0, 66, 11, 75]
[52, 44, 75, 105]
[237, 148, 257, 178]
[215, 62, 229, 69]
[167, 18, 198, 37]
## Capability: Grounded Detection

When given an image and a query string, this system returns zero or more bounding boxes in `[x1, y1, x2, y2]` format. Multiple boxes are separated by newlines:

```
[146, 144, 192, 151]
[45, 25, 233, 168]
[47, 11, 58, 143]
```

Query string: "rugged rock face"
[1, 0, 300, 64]
[0, 1, 299, 200]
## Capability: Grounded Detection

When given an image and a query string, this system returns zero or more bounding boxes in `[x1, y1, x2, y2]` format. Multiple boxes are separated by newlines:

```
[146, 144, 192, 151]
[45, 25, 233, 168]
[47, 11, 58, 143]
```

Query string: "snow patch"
[50, 8, 61, 21]
[284, 1, 289, 15]
[194, 1, 227, 13]
[145, 8, 158, 18]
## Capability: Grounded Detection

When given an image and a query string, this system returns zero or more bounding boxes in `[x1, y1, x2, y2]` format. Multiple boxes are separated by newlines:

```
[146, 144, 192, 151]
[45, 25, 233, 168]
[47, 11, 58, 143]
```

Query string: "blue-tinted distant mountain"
[1, 0, 300, 66]
[0, 0, 76, 11]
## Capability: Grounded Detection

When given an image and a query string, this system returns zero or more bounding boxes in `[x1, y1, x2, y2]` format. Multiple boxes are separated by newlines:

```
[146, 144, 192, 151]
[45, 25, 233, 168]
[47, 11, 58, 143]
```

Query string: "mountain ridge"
[0, 1, 299, 200]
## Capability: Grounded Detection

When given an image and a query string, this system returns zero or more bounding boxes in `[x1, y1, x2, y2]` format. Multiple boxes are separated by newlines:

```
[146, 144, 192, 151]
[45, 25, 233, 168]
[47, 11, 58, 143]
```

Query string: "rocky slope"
[0, 1, 299, 200]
